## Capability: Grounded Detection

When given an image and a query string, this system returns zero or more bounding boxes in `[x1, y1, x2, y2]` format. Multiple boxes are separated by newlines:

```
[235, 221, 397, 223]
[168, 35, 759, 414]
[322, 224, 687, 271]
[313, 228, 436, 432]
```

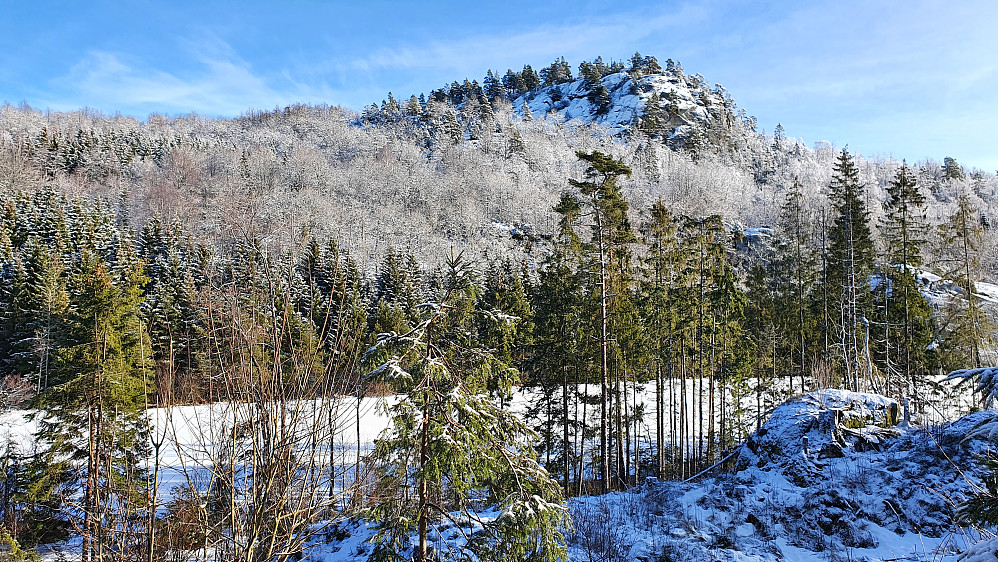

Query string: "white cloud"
[49, 35, 337, 116]
[343, 3, 708, 76]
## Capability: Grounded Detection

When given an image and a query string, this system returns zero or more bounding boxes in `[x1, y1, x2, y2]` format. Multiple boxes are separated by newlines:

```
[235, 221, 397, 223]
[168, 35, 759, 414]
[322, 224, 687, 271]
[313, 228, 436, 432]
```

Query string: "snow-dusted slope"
[560, 390, 995, 561]
[513, 68, 733, 141]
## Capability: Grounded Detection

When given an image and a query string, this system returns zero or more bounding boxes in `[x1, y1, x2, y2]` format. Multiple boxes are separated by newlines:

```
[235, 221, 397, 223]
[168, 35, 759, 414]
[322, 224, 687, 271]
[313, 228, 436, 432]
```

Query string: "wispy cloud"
[343, 3, 708, 76]
[45, 34, 335, 116]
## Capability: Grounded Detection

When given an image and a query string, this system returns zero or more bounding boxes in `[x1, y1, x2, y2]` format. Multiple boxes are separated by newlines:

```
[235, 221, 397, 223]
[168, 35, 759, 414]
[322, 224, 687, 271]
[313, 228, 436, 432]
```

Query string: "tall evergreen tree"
[826, 149, 875, 391]
[638, 201, 682, 477]
[875, 163, 936, 401]
[774, 180, 818, 395]
[568, 151, 633, 492]
[938, 192, 994, 371]
[36, 250, 152, 562]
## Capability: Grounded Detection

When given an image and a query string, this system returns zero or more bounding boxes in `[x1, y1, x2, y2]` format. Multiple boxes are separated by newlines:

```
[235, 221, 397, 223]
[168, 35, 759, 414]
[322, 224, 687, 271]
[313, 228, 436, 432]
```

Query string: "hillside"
[1, 55, 995, 272]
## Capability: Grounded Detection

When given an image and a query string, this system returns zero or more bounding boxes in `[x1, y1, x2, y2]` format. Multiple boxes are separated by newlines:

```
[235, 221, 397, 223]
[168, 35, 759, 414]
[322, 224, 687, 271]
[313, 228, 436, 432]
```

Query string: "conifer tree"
[529, 245, 584, 495]
[568, 151, 633, 492]
[774, 180, 818, 394]
[521, 65, 541, 92]
[826, 149, 875, 391]
[875, 163, 935, 400]
[12, 240, 69, 392]
[640, 91, 664, 137]
[639, 201, 683, 477]
[364, 252, 568, 562]
[938, 192, 994, 371]
[677, 214, 734, 467]
[36, 250, 151, 562]
[527, 193, 588, 494]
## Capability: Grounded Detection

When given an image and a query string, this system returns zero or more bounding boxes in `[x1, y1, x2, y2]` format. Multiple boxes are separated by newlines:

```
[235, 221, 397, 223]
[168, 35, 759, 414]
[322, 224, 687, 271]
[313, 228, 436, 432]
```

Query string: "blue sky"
[2, 0, 996, 171]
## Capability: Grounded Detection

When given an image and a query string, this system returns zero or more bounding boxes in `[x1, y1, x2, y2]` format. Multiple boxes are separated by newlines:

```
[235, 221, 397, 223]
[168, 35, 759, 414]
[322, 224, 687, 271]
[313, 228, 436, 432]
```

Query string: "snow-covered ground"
[2, 387, 994, 561]
[299, 390, 998, 561]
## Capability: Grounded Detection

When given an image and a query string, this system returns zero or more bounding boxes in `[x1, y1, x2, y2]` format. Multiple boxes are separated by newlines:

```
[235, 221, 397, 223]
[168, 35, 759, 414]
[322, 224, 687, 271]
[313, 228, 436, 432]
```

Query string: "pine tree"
[364, 252, 568, 562]
[588, 85, 612, 116]
[568, 151, 633, 492]
[943, 156, 965, 181]
[540, 57, 573, 87]
[520, 65, 541, 92]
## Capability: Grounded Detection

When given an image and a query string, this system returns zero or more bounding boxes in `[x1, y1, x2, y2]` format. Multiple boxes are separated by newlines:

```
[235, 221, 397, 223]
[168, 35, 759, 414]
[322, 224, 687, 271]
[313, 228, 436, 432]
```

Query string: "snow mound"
[617, 392, 998, 560]
[739, 389, 901, 468]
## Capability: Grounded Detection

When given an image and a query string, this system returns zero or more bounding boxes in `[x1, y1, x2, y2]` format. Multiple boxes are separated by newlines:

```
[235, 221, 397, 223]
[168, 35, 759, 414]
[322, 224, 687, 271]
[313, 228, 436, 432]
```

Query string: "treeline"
[362, 52, 668, 119]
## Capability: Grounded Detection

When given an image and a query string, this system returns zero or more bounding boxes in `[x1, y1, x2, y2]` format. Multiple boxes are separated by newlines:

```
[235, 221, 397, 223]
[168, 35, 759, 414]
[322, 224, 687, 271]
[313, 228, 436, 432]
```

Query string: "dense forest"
[0, 53, 996, 561]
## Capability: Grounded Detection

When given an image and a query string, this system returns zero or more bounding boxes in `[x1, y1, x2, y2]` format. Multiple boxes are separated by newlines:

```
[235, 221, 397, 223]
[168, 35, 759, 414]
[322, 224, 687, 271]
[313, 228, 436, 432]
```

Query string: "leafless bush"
[569, 498, 629, 562]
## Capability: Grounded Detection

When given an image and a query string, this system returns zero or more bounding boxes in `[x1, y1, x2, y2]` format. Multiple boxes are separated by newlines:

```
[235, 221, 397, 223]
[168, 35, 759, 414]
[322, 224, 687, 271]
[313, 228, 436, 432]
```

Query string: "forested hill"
[363, 53, 737, 153]
[1, 53, 995, 270]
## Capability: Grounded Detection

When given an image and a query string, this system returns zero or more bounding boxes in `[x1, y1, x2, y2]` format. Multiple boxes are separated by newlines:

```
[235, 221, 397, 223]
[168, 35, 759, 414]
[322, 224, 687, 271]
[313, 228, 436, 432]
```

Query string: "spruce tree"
[529, 246, 584, 495]
[875, 163, 935, 401]
[364, 252, 568, 562]
[938, 192, 994, 371]
[826, 149, 875, 391]
[36, 250, 151, 562]
[774, 180, 818, 394]
[639, 201, 683, 477]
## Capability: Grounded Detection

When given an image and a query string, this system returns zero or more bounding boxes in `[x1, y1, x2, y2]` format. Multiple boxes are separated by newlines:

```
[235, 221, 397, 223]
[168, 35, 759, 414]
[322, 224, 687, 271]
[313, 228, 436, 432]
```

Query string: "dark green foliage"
[769, 180, 821, 394]
[35, 247, 152, 560]
[521, 65, 541, 92]
[881, 163, 928, 270]
[826, 149, 875, 389]
[364, 252, 568, 562]
[0, 444, 71, 549]
[959, 453, 998, 526]
[589, 85, 612, 116]
[540, 57, 573, 87]
[640, 91, 664, 136]
[943, 156, 965, 181]
[628, 52, 662, 77]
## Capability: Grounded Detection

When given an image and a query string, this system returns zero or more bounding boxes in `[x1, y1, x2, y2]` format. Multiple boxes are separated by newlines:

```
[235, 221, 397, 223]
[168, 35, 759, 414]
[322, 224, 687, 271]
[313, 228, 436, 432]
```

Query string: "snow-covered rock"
[512, 69, 733, 143]
[568, 390, 996, 561]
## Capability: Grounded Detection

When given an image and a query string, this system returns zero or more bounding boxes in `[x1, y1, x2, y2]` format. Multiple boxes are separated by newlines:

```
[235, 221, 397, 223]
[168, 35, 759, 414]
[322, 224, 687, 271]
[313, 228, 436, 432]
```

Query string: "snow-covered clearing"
[2, 386, 994, 561]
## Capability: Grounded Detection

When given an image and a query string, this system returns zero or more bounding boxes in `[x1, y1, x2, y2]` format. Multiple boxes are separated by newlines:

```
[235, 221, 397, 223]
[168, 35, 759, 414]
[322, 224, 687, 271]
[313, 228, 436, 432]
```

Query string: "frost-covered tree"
[937, 192, 994, 371]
